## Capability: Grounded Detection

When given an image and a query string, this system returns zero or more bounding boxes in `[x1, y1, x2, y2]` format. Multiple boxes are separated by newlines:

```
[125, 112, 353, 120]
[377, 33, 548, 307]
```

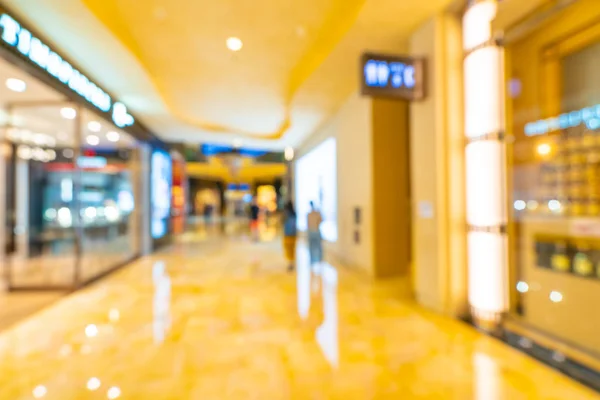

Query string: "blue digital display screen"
[360, 53, 424, 100]
[151, 150, 172, 239]
[227, 183, 250, 191]
[201, 144, 267, 158]
[363, 60, 416, 89]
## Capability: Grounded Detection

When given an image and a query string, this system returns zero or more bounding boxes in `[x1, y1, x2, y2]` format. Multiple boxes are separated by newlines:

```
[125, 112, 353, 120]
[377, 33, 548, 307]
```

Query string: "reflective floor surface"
[0, 234, 598, 399]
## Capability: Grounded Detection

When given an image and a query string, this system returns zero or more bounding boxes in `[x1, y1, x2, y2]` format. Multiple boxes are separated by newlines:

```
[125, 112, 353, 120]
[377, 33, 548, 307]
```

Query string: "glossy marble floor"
[0, 234, 598, 399]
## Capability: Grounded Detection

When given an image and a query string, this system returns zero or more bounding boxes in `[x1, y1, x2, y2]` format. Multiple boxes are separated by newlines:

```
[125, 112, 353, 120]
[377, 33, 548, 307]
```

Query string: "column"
[463, 0, 508, 329]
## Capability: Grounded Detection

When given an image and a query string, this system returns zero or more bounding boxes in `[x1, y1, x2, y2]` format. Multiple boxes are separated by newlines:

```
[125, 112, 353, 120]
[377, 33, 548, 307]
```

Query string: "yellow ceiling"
[4, 0, 457, 145]
[80, 0, 367, 139]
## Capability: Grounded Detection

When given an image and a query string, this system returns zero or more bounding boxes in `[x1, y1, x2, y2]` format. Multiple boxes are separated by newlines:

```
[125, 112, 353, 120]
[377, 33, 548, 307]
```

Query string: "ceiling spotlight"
[85, 323, 99, 337]
[87, 121, 101, 132]
[6, 78, 26, 92]
[107, 386, 121, 399]
[87, 377, 101, 391]
[32, 385, 47, 399]
[106, 131, 120, 142]
[60, 107, 77, 120]
[86, 135, 100, 146]
[226, 37, 243, 52]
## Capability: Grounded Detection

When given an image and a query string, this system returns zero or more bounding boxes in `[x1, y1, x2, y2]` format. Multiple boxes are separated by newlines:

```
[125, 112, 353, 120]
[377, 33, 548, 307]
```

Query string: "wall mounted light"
[463, 0, 508, 328]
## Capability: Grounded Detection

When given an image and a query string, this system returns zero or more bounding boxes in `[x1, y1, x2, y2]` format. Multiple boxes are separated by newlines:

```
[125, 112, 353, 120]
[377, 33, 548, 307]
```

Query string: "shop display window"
[508, 3, 600, 357]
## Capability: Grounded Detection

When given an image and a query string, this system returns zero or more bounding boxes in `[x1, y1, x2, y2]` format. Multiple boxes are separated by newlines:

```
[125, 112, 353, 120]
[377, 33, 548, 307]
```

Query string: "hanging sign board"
[360, 52, 425, 100]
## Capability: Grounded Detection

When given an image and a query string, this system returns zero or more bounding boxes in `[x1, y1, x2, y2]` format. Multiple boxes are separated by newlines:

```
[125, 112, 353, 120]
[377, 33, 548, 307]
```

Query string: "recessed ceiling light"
[60, 107, 77, 120]
[32, 385, 47, 399]
[106, 131, 120, 142]
[87, 121, 101, 132]
[87, 377, 101, 391]
[86, 135, 100, 146]
[6, 78, 26, 92]
[107, 386, 121, 399]
[226, 37, 243, 52]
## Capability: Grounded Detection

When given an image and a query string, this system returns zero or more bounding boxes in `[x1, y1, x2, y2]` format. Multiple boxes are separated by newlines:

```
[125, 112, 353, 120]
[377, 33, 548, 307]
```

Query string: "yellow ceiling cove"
[81, 0, 367, 139]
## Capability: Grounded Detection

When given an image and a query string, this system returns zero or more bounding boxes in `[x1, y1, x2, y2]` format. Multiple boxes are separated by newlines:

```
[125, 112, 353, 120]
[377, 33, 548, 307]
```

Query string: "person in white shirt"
[307, 201, 323, 265]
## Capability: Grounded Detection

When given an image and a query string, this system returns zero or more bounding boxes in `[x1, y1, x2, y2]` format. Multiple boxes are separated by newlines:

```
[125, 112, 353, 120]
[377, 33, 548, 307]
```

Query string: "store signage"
[77, 156, 107, 169]
[360, 52, 425, 100]
[0, 13, 134, 129]
[525, 104, 600, 136]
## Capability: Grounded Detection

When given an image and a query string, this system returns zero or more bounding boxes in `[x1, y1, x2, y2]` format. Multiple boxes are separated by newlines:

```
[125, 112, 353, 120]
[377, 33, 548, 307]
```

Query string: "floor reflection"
[316, 263, 339, 368]
[473, 352, 501, 400]
[0, 236, 596, 399]
[152, 261, 171, 344]
[296, 248, 339, 368]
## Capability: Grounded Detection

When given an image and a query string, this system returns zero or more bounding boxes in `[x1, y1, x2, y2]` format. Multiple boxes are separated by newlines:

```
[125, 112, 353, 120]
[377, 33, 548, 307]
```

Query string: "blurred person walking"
[249, 197, 260, 242]
[283, 201, 297, 271]
[307, 201, 323, 266]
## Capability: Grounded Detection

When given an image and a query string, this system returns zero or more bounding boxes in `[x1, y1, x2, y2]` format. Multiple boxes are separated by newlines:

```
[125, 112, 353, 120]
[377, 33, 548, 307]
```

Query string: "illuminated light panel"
[6, 77, 26, 92]
[465, 141, 505, 226]
[463, 0, 507, 323]
[468, 232, 507, 313]
[464, 47, 502, 138]
[226, 37, 243, 52]
[463, 0, 497, 50]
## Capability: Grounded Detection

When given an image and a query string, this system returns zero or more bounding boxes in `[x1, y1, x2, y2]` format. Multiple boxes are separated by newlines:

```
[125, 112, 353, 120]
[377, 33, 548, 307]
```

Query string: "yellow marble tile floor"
[0, 236, 597, 399]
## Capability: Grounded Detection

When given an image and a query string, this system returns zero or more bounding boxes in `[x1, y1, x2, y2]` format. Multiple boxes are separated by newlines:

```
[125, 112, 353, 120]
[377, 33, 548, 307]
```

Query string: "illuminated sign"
[360, 53, 425, 100]
[0, 13, 134, 129]
[77, 156, 107, 169]
[525, 104, 600, 136]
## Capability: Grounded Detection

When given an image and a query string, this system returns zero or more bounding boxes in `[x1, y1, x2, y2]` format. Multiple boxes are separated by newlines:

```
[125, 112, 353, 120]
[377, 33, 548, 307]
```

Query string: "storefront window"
[3, 98, 141, 288]
[508, 1, 600, 355]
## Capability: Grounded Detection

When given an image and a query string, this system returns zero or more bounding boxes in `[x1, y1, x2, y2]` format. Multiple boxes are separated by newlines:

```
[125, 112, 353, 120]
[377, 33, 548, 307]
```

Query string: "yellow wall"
[186, 157, 287, 183]
[409, 13, 466, 316]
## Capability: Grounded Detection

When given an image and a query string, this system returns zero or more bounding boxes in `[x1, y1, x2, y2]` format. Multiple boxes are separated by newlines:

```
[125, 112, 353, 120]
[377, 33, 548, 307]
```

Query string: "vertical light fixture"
[463, 0, 508, 329]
